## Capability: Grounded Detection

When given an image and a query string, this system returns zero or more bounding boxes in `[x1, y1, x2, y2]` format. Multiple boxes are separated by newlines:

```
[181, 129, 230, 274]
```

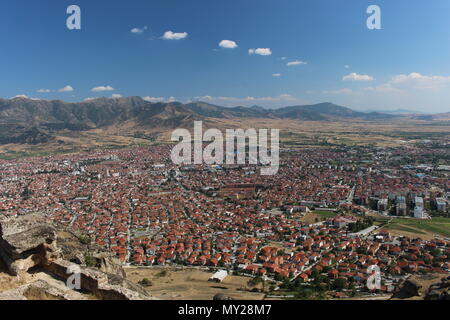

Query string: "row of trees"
[347, 216, 374, 233]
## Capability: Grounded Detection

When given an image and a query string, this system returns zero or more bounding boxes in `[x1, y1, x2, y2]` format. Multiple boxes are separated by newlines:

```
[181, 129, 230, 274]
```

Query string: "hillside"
[0, 96, 446, 148]
[0, 97, 395, 144]
[0, 213, 155, 300]
[0, 97, 201, 144]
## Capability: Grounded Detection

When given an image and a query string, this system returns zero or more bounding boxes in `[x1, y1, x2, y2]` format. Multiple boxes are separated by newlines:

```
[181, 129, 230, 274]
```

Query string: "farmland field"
[375, 217, 450, 239]
[300, 210, 338, 224]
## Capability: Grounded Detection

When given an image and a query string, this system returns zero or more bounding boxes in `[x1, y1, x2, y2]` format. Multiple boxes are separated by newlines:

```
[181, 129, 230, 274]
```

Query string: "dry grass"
[0, 260, 26, 293]
[124, 267, 266, 300]
[1, 118, 448, 159]
[374, 216, 450, 240]
[391, 273, 448, 300]
[300, 211, 338, 224]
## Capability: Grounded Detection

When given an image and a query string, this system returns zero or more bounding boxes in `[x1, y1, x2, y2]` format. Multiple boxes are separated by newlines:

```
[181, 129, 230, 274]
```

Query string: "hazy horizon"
[3, 95, 445, 114]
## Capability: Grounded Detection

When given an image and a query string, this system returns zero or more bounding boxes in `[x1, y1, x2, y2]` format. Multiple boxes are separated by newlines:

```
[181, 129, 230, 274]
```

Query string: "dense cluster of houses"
[0, 145, 448, 293]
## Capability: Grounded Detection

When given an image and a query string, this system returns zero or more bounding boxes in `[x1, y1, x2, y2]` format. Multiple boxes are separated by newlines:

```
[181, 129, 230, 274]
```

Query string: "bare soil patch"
[125, 267, 266, 300]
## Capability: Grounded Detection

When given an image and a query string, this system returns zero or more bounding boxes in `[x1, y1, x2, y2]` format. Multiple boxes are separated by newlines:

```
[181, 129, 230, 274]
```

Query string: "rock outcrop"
[392, 278, 423, 299]
[0, 214, 59, 276]
[0, 279, 89, 300]
[54, 230, 126, 278]
[45, 259, 150, 300]
[0, 213, 156, 300]
[425, 276, 450, 300]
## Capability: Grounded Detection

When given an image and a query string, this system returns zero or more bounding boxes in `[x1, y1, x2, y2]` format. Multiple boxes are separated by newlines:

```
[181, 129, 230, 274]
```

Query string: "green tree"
[138, 278, 153, 287]
[332, 278, 346, 291]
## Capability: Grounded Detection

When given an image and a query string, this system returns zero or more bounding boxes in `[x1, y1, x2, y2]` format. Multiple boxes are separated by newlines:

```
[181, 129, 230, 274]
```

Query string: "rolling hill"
[0, 96, 429, 145]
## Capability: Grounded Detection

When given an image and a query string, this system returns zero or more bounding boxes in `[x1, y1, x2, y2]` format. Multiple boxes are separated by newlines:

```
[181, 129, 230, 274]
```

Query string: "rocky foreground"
[392, 274, 450, 300]
[0, 213, 157, 300]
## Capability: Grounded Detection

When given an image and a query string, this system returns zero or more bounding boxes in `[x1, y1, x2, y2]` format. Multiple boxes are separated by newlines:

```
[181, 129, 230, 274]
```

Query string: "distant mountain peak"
[0, 96, 408, 145]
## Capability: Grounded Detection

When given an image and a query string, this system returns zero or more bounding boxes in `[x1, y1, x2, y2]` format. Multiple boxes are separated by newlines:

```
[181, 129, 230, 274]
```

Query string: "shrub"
[138, 278, 153, 287]
[78, 234, 91, 245]
[85, 255, 97, 267]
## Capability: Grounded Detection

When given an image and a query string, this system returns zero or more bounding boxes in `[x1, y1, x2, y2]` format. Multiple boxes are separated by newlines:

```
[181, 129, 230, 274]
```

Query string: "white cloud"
[112, 94, 122, 98]
[272, 73, 282, 77]
[131, 26, 148, 34]
[11, 95, 29, 99]
[248, 48, 272, 56]
[343, 73, 375, 81]
[323, 88, 353, 94]
[219, 40, 238, 49]
[37, 89, 51, 93]
[10, 95, 42, 101]
[58, 85, 74, 92]
[361, 72, 450, 93]
[363, 84, 401, 93]
[391, 72, 425, 84]
[84, 97, 96, 101]
[344, 65, 351, 69]
[195, 94, 307, 107]
[316, 71, 450, 113]
[91, 86, 115, 92]
[142, 96, 176, 103]
[287, 60, 307, 66]
[142, 96, 165, 102]
[390, 72, 450, 89]
[162, 31, 188, 40]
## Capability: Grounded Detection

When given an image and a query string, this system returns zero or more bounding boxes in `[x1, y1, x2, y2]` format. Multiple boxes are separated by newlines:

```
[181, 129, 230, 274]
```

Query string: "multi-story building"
[396, 196, 407, 216]
[414, 197, 424, 219]
[377, 198, 388, 212]
[436, 198, 447, 213]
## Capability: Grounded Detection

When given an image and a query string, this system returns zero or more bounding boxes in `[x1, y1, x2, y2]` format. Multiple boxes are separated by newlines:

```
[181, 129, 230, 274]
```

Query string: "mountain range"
[0, 96, 446, 145]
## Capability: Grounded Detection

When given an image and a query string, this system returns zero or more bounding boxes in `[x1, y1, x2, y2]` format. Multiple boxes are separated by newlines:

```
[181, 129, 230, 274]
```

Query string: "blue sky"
[1, 0, 450, 113]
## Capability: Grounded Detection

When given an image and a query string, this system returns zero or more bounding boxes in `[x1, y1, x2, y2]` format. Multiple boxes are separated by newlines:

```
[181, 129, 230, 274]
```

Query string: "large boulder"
[0, 214, 156, 300]
[0, 214, 60, 276]
[94, 253, 127, 278]
[392, 278, 422, 299]
[45, 259, 154, 300]
[425, 276, 450, 300]
[0, 279, 89, 300]
[55, 230, 126, 278]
